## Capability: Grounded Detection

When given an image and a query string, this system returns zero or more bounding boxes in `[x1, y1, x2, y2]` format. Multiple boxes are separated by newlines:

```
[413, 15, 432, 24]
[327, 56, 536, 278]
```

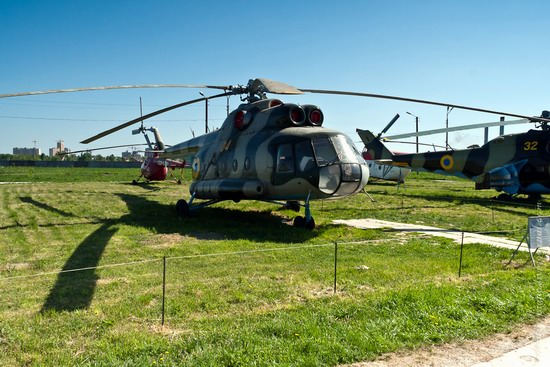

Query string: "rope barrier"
[0, 240, 376, 283]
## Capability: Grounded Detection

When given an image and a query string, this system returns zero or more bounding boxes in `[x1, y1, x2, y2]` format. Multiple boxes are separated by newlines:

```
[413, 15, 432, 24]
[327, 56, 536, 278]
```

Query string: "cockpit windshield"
[311, 134, 364, 166]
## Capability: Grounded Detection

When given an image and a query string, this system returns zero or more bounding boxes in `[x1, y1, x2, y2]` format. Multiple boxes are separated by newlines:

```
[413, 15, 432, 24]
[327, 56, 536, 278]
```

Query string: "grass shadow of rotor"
[34, 192, 319, 312]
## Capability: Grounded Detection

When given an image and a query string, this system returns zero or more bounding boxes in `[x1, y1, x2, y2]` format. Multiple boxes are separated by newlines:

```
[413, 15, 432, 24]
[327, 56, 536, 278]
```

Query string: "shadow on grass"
[35, 192, 320, 312]
[41, 222, 117, 312]
[20, 196, 75, 217]
[115, 193, 322, 243]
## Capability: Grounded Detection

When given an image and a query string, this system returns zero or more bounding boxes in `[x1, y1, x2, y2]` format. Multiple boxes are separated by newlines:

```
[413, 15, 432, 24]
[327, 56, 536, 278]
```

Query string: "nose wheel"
[293, 215, 315, 230]
[292, 192, 315, 230]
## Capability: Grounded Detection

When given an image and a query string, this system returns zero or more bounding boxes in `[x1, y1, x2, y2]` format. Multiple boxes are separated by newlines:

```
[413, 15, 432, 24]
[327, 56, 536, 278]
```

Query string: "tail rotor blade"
[379, 113, 400, 137]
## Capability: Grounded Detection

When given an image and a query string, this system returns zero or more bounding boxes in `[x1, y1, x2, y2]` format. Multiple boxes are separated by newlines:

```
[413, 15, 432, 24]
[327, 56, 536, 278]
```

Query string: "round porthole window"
[244, 157, 250, 171]
[232, 159, 238, 171]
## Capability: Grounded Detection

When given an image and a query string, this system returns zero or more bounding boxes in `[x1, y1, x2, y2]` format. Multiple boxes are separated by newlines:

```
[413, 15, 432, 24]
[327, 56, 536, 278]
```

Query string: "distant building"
[49, 140, 70, 157]
[13, 147, 41, 156]
[121, 149, 142, 161]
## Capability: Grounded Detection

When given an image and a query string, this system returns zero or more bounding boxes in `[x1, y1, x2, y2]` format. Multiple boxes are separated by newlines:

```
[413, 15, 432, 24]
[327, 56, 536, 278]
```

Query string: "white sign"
[528, 216, 550, 248]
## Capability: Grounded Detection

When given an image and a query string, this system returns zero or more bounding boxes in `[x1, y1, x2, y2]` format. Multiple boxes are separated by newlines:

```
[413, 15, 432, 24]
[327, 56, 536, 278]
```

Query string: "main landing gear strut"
[291, 193, 315, 230]
[175, 193, 316, 230]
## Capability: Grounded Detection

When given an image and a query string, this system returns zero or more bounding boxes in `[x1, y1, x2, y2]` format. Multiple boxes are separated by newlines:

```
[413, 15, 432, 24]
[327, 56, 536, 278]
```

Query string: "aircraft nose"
[318, 163, 368, 196]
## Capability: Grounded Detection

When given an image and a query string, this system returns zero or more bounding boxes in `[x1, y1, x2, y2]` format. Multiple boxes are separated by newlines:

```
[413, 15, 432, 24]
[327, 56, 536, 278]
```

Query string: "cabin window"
[276, 143, 294, 173]
[295, 140, 315, 172]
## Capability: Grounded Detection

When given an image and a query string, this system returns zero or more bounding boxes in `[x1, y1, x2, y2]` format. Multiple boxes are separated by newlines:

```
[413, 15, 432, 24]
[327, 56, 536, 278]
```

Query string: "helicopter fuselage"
[164, 99, 369, 202]
[386, 129, 550, 195]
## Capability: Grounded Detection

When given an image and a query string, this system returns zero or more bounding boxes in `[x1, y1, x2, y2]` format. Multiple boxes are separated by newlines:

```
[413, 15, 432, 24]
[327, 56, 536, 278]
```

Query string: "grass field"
[0, 167, 549, 366]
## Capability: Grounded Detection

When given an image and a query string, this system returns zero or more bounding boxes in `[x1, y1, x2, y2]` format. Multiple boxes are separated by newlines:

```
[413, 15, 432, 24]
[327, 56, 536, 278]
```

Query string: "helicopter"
[357, 110, 550, 201]
[128, 125, 186, 185]
[68, 79, 372, 229]
[58, 125, 186, 185]
[4, 78, 550, 226]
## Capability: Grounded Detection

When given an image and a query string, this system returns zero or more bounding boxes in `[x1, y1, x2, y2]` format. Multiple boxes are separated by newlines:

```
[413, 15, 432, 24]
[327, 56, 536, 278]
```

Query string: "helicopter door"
[273, 143, 295, 185]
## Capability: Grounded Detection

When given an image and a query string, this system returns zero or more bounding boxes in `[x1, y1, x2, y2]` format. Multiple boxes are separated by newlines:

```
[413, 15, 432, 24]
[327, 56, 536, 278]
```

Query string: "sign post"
[507, 216, 550, 266]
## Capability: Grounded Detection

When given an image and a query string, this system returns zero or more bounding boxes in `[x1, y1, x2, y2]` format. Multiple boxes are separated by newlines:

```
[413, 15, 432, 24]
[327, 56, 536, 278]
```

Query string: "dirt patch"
[344, 316, 550, 367]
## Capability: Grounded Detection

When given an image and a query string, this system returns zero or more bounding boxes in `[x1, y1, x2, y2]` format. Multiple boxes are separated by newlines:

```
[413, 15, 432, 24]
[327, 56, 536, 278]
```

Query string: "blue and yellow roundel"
[440, 154, 454, 170]
[192, 157, 201, 179]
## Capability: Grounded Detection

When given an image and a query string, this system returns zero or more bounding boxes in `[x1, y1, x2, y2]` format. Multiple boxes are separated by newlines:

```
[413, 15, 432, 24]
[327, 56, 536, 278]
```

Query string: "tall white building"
[49, 140, 70, 157]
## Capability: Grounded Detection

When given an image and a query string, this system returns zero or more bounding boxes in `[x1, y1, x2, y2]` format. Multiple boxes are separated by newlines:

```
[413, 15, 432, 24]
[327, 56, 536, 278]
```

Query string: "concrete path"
[333, 218, 550, 254]
[472, 337, 550, 366]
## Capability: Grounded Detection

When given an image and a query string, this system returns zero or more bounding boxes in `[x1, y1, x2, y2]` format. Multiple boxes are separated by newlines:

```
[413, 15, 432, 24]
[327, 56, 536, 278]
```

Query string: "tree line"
[0, 153, 129, 162]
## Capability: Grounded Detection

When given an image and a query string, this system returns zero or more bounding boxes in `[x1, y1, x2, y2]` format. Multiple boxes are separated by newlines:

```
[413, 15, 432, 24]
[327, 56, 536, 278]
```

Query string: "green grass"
[0, 167, 549, 366]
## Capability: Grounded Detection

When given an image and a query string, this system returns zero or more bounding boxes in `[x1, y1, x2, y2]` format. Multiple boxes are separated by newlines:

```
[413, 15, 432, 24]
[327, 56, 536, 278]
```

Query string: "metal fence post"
[333, 242, 338, 294]
[458, 232, 464, 277]
[162, 256, 166, 326]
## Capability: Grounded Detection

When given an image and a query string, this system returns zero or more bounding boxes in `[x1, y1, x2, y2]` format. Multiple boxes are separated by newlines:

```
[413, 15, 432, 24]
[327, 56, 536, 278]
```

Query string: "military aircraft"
[357, 110, 550, 200]
[10, 79, 371, 229]
[4, 78, 550, 225]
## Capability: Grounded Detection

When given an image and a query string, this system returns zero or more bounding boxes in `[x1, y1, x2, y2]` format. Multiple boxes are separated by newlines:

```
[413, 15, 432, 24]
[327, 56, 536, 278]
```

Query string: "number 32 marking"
[523, 141, 538, 151]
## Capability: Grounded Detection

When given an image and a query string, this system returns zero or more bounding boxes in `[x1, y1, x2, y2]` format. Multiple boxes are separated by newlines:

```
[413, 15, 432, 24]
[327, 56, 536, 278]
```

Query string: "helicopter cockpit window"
[332, 135, 364, 163]
[312, 138, 338, 166]
[276, 143, 295, 173]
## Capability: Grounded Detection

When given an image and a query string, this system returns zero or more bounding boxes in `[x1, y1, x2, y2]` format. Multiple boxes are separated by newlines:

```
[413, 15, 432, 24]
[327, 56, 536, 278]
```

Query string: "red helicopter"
[130, 125, 186, 185]
[59, 124, 186, 185]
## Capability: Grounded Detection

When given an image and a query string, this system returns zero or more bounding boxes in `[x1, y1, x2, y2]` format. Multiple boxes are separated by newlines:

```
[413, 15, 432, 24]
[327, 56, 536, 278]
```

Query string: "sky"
[1, 0, 549, 156]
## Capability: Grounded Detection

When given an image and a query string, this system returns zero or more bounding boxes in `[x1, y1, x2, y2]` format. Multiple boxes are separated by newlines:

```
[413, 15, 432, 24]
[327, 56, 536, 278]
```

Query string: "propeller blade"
[80, 91, 232, 144]
[0, 84, 231, 99]
[300, 88, 550, 123]
[383, 118, 529, 140]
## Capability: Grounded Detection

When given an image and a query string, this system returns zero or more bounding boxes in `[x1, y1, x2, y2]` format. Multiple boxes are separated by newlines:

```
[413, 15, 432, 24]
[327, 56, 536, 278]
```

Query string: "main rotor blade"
[251, 78, 303, 95]
[57, 143, 150, 155]
[0, 84, 231, 99]
[300, 88, 550, 123]
[80, 92, 232, 144]
[383, 118, 529, 140]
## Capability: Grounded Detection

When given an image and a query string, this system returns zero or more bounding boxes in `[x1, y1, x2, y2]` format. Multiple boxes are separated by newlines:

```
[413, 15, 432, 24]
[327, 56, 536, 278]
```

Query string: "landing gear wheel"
[177, 179, 182, 185]
[293, 216, 305, 228]
[176, 199, 190, 217]
[528, 193, 542, 201]
[305, 217, 316, 230]
[286, 201, 301, 212]
[132, 179, 138, 185]
[497, 193, 512, 201]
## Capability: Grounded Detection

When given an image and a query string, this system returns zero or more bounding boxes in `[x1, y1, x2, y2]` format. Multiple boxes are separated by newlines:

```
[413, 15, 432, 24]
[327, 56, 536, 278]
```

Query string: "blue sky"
[1, 0, 549, 155]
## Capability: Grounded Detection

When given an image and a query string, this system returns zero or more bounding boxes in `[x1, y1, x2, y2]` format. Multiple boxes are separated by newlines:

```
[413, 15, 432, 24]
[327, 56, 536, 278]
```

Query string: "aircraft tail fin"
[356, 129, 395, 160]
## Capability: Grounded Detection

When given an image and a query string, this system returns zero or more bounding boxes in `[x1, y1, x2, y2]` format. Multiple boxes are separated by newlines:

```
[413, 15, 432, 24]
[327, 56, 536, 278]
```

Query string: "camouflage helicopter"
[358, 110, 550, 201]
[4, 79, 371, 229]
[4, 79, 550, 225]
